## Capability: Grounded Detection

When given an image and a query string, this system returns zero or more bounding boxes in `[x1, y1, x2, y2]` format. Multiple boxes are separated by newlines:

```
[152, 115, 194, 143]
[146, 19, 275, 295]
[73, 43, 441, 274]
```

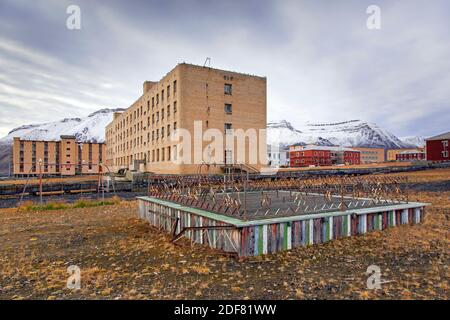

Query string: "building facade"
[396, 150, 426, 162]
[339, 149, 361, 165]
[425, 131, 450, 162]
[289, 145, 360, 167]
[387, 148, 424, 161]
[290, 146, 332, 167]
[350, 147, 385, 163]
[12, 136, 105, 176]
[105, 63, 267, 174]
[267, 145, 289, 167]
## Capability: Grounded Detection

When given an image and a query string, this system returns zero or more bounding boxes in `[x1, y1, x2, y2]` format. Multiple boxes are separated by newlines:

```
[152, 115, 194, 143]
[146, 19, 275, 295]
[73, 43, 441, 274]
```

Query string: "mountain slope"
[0, 108, 124, 175]
[400, 136, 426, 148]
[1, 108, 124, 144]
[268, 120, 415, 149]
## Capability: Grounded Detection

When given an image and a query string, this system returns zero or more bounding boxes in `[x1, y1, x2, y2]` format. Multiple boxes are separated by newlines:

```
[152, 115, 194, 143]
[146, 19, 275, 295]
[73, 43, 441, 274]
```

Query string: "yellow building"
[351, 147, 385, 163]
[105, 63, 267, 174]
[12, 136, 105, 176]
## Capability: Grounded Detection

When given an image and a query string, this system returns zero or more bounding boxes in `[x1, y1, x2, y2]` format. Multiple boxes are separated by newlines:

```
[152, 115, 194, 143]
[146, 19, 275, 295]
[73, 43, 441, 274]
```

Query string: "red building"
[290, 146, 332, 167]
[342, 150, 361, 165]
[289, 146, 360, 167]
[396, 150, 426, 162]
[425, 131, 450, 162]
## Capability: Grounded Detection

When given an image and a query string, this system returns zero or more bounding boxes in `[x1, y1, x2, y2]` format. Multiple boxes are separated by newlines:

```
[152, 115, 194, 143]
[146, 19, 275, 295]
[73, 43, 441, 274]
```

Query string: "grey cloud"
[0, 0, 448, 138]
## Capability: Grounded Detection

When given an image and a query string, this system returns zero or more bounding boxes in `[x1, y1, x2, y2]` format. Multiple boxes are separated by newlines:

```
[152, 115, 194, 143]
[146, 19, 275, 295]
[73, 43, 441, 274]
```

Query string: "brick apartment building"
[12, 136, 105, 176]
[425, 131, 450, 162]
[396, 150, 426, 162]
[105, 63, 267, 174]
[289, 146, 360, 167]
[351, 147, 385, 163]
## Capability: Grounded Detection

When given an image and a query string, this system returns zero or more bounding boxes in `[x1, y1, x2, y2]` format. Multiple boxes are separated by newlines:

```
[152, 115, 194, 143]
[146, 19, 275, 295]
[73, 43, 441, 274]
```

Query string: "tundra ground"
[0, 170, 448, 300]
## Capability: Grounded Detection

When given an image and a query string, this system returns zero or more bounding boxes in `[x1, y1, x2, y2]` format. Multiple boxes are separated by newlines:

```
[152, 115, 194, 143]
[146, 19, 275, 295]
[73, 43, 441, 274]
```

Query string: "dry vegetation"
[386, 168, 450, 183]
[0, 170, 449, 300]
[0, 175, 98, 186]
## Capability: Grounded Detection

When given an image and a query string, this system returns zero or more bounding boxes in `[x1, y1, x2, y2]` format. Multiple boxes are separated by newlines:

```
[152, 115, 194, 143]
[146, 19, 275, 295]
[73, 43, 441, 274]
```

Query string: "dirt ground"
[0, 170, 449, 300]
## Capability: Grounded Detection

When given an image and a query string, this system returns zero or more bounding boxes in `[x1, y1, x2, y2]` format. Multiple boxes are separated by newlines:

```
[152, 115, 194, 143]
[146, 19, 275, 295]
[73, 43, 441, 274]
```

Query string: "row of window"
[113, 121, 178, 154]
[106, 82, 235, 159]
[112, 80, 178, 133]
[114, 145, 178, 166]
[109, 81, 233, 135]
[111, 101, 178, 145]
[110, 101, 235, 146]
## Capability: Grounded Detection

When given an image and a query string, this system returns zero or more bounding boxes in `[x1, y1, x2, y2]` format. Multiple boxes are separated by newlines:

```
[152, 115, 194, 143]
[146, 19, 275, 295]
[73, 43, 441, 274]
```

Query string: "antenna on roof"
[203, 57, 211, 68]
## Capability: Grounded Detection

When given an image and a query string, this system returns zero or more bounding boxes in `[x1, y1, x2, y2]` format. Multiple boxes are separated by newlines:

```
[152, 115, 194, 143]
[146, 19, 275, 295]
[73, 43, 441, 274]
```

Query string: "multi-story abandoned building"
[350, 147, 385, 164]
[105, 63, 267, 174]
[12, 136, 105, 176]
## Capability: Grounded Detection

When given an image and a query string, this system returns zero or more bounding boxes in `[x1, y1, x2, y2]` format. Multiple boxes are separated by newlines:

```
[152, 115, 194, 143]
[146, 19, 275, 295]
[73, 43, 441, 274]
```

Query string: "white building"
[267, 144, 290, 167]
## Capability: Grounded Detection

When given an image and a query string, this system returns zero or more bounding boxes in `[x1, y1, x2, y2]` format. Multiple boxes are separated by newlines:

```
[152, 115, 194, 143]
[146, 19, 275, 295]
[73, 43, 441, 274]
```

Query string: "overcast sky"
[0, 0, 449, 138]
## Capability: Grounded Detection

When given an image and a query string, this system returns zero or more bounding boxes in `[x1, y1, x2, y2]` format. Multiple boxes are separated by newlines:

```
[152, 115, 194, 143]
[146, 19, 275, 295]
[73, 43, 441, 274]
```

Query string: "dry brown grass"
[386, 168, 450, 183]
[0, 175, 98, 186]
[0, 179, 448, 300]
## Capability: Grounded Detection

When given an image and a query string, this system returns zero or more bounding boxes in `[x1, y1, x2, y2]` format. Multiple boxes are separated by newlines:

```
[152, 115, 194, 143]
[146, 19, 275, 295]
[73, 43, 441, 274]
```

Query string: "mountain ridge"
[0, 110, 424, 175]
[267, 120, 419, 149]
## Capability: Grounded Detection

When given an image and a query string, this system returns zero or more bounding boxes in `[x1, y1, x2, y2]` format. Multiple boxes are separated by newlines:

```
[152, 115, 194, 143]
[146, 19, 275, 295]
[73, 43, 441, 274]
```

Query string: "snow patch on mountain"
[1, 108, 124, 144]
[268, 120, 413, 149]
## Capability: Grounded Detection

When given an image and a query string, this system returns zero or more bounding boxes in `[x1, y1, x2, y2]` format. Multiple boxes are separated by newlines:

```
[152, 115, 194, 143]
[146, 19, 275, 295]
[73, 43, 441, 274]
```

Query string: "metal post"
[101, 164, 105, 204]
[243, 171, 248, 220]
[38, 159, 43, 204]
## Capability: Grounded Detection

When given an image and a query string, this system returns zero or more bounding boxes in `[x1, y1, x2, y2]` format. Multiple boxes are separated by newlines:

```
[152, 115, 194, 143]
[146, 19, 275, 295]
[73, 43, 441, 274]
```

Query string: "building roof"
[426, 131, 450, 141]
[399, 150, 425, 155]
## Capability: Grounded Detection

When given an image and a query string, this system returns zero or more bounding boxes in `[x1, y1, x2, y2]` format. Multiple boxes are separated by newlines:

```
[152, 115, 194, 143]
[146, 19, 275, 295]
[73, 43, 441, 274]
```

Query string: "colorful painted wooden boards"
[138, 197, 426, 257]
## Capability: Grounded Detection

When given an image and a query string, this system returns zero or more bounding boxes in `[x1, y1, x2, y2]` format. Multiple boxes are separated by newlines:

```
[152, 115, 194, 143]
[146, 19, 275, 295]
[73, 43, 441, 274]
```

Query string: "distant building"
[351, 147, 385, 163]
[12, 136, 105, 176]
[267, 145, 289, 167]
[289, 145, 360, 167]
[425, 131, 450, 162]
[387, 148, 424, 162]
[396, 150, 425, 162]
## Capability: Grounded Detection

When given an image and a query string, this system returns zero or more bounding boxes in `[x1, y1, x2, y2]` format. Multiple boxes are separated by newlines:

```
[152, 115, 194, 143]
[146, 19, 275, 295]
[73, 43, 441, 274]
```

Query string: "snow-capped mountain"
[267, 120, 415, 149]
[400, 136, 426, 148]
[0, 109, 422, 175]
[0, 108, 125, 144]
[267, 120, 335, 146]
[0, 108, 124, 174]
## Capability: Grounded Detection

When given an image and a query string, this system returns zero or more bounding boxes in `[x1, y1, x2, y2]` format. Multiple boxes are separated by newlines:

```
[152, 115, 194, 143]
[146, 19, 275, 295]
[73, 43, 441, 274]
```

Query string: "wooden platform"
[137, 195, 429, 257]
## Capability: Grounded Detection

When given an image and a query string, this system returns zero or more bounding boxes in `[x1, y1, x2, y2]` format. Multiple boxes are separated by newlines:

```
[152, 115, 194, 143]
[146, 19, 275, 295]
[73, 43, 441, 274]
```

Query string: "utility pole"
[81, 160, 85, 197]
[38, 158, 43, 204]
[101, 164, 105, 204]
[243, 170, 248, 221]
